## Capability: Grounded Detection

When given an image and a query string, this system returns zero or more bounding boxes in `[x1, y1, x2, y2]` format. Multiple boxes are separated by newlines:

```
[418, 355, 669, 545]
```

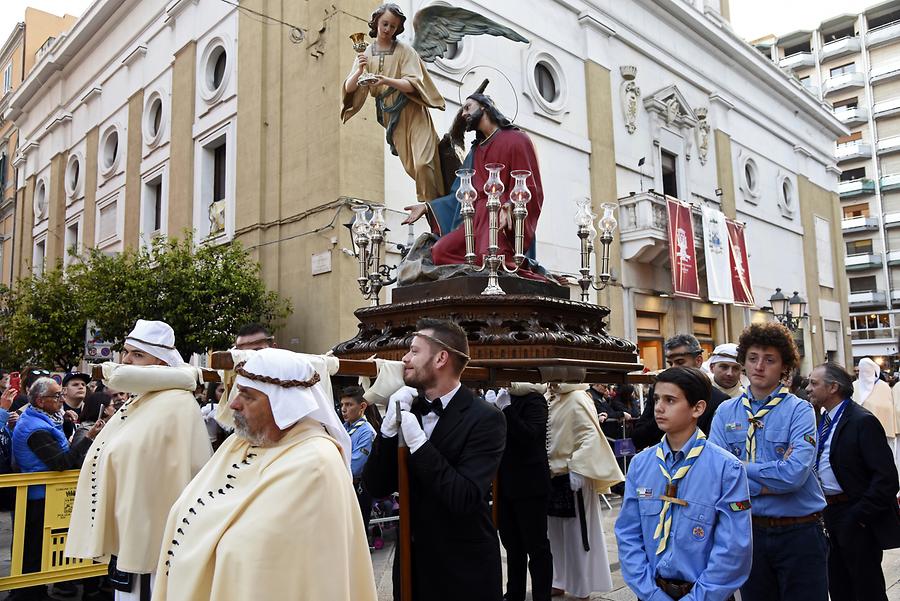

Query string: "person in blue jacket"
[10, 377, 104, 601]
[709, 323, 827, 601]
[616, 366, 752, 601]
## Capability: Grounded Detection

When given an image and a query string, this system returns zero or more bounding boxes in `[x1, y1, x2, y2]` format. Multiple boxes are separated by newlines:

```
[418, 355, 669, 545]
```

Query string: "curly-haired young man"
[709, 322, 827, 601]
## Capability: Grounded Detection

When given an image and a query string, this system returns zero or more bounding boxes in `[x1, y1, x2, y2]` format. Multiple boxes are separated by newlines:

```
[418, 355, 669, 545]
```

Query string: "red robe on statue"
[431, 128, 544, 278]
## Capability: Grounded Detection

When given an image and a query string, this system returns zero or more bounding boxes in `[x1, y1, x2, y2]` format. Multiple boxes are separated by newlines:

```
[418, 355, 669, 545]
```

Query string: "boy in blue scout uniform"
[708, 323, 827, 601]
[616, 366, 752, 601]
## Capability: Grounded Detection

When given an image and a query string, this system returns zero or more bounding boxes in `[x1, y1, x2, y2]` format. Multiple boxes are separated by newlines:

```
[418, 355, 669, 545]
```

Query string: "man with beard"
[152, 349, 377, 601]
[402, 94, 544, 277]
[364, 318, 507, 601]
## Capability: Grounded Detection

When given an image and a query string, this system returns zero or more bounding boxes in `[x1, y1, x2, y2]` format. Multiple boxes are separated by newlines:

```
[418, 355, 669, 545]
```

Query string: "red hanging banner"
[666, 198, 701, 300]
[726, 219, 755, 307]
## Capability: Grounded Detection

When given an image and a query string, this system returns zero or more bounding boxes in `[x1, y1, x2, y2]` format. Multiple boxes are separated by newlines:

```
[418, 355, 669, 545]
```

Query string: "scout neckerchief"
[742, 386, 789, 462]
[653, 430, 706, 555]
[815, 400, 847, 470]
[345, 417, 367, 436]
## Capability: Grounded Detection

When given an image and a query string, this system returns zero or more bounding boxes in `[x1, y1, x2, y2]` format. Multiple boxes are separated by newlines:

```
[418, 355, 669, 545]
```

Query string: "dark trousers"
[741, 521, 829, 601]
[824, 503, 888, 601]
[11, 498, 47, 601]
[355, 479, 373, 534]
[497, 494, 552, 601]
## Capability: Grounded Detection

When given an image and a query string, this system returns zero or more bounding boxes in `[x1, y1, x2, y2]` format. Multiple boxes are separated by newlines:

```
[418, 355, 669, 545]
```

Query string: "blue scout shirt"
[344, 417, 375, 479]
[616, 428, 752, 601]
[709, 386, 825, 518]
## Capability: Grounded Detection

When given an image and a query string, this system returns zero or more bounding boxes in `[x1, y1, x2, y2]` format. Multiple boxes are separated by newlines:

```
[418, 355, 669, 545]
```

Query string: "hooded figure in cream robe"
[66, 319, 213, 600]
[853, 358, 897, 451]
[545, 383, 625, 600]
[152, 348, 376, 601]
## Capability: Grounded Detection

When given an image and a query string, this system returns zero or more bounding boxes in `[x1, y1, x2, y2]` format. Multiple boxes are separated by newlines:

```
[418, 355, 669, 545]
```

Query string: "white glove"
[496, 388, 511, 411]
[381, 386, 417, 438]
[484, 390, 497, 404]
[569, 471, 585, 492]
[400, 411, 427, 453]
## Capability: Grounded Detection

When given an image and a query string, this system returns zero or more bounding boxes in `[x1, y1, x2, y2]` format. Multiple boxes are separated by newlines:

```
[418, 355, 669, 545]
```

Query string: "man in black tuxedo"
[630, 334, 726, 450]
[364, 318, 507, 601]
[806, 361, 900, 601]
[495, 387, 552, 601]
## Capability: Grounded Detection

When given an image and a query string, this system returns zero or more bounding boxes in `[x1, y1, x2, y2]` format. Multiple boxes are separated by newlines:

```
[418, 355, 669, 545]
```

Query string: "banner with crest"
[666, 198, 701, 300]
[726, 219, 755, 307]
[701, 206, 734, 304]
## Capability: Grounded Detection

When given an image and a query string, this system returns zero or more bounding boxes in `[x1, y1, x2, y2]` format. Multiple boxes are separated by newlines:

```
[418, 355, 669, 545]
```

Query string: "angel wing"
[412, 5, 529, 63]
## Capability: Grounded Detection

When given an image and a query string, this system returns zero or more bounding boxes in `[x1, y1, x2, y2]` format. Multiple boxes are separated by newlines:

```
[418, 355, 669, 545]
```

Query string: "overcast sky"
[730, 0, 875, 40]
[0, 0, 93, 47]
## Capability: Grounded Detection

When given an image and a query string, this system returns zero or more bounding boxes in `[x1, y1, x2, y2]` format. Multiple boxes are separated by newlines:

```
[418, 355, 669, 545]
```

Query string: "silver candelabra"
[574, 198, 618, 302]
[350, 204, 396, 306]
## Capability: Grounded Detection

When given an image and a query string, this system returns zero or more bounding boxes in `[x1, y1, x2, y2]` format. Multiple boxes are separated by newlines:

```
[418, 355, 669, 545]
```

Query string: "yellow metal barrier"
[0, 470, 107, 591]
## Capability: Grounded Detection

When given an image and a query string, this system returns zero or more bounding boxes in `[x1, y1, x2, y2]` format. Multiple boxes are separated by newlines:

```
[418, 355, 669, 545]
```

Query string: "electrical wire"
[218, 0, 305, 43]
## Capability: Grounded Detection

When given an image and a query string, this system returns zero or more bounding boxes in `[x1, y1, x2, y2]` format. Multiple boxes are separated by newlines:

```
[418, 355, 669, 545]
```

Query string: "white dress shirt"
[818, 402, 846, 495]
[422, 383, 461, 439]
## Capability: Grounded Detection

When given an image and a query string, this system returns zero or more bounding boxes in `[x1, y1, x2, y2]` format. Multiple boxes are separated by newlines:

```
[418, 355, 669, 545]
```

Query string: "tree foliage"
[1, 237, 291, 369]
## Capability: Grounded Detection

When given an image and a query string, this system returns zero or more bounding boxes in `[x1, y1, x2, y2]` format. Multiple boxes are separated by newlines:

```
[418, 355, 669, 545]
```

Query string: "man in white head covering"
[854, 358, 899, 468]
[708, 342, 746, 399]
[151, 348, 376, 601]
[66, 319, 212, 601]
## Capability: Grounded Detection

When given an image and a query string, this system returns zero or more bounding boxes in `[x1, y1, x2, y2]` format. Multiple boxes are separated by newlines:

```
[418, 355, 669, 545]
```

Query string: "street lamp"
[768, 287, 807, 331]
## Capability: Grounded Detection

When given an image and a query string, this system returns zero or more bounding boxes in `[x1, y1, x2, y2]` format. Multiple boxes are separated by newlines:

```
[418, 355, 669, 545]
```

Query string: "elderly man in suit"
[364, 318, 507, 601]
[806, 361, 900, 601]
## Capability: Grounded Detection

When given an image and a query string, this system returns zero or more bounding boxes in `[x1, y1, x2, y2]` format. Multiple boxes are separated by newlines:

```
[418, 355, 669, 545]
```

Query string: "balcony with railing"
[821, 36, 862, 61]
[872, 60, 900, 83]
[779, 52, 815, 70]
[834, 106, 869, 125]
[873, 96, 900, 118]
[836, 140, 872, 162]
[842, 215, 879, 233]
[879, 135, 900, 155]
[851, 326, 898, 341]
[888, 249, 900, 265]
[868, 19, 900, 47]
[617, 192, 702, 263]
[839, 178, 876, 198]
[885, 211, 900, 228]
[882, 173, 900, 192]
[845, 252, 883, 271]
[823, 71, 866, 95]
[849, 290, 888, 307]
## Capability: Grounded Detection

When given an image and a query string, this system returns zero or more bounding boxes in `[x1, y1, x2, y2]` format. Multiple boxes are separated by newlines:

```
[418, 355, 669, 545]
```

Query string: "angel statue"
[341, 3, 528, 202]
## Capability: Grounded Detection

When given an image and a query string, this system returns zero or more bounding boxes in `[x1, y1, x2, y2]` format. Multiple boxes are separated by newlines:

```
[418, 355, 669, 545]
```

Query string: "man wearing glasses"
[10, 377, 105, 601]
[630, 334, 728, 450]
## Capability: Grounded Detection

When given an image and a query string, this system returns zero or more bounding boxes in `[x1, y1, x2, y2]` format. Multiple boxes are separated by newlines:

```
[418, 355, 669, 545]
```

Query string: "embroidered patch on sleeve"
[803, 434, 816, 446]
[637, 487, 653, 498]
[729, 500, 751, 512]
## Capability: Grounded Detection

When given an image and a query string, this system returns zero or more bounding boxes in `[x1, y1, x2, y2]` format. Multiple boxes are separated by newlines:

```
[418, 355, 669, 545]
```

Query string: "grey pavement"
[3, 496, 900, 599]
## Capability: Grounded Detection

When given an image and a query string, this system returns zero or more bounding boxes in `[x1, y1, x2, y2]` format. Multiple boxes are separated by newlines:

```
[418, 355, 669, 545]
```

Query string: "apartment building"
[758, 1, 900, 372]
[0, 8, 77, 285]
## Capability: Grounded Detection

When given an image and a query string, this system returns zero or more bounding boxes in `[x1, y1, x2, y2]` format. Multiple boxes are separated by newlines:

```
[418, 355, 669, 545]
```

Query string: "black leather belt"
[752, 511, 823, 528]
[655, 576, 692, 599]
[825, 493, 850, 505]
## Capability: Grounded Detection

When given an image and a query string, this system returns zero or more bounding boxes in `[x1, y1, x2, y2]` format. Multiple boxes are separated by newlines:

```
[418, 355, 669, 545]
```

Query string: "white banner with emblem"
[701, 205, 734, 304]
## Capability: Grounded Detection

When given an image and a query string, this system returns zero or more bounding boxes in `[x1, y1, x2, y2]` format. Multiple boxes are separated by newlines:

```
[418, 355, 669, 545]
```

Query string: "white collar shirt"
[422, 383, 461, 439]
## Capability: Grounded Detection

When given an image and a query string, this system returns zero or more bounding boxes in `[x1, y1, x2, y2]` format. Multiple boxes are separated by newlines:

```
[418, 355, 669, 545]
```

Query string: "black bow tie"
[415, 397, 444, 417]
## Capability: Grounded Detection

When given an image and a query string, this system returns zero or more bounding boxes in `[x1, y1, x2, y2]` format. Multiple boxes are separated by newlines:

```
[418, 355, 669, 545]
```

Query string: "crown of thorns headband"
[234, 361, 321, 389]
[414, 331, 471, 361]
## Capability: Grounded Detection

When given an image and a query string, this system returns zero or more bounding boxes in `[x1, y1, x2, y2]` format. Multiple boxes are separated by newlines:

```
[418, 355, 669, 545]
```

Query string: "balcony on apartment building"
[871, 60, 900, 83]
[836, 140, 873, 162]
[878, 134, 900, 155]
[840, 178, 876, 197]
[849, 290, 888, 307]
[834, 106, 869, 125]
[852, 326, 899, 341]
[821, 36, 862, 61]
[888, 249, 900, 265]
[841, 215, 880, 233]
[873, 96, 900, 119]
[823, 70, 866, 96]
[885, 211, 900, 227]
[894, 290, 900, 303]
[882, 173, 900, 192]
[868, 19, 900, 47]
[845, 252, 884, 270]
[779, 51, 816, 70]
[617, 191, 702, 264]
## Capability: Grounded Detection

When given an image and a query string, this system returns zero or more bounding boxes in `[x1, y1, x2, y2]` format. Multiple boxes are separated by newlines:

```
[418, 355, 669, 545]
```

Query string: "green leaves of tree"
[1, 236, 291, 369]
